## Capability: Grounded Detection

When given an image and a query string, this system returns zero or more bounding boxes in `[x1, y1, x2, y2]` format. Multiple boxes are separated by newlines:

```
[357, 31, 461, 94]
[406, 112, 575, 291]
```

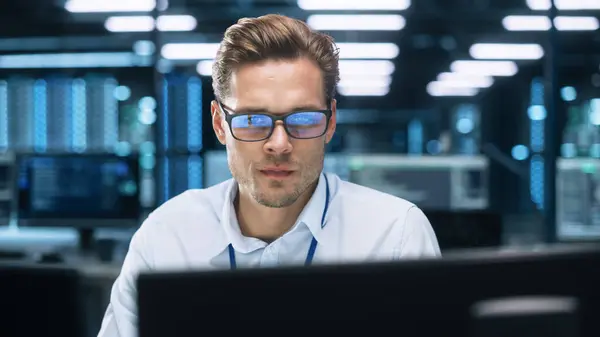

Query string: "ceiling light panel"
[65, 0, 156, 13]
[307, 15, 406, 31]
[298, 0, 410, 10]
[469, 43, 544, 60]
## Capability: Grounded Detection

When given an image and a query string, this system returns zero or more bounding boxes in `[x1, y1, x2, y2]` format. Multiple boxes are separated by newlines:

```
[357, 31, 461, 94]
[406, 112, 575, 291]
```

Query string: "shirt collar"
[220, 173, 330, 254]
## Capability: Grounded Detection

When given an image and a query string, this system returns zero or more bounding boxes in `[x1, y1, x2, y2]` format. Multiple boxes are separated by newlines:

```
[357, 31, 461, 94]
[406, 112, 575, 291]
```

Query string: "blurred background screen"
[16, 154, 140, 226]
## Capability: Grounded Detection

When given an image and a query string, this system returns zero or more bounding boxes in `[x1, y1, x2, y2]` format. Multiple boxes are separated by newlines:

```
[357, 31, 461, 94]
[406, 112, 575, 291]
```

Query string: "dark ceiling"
[0, 0, 599, 109]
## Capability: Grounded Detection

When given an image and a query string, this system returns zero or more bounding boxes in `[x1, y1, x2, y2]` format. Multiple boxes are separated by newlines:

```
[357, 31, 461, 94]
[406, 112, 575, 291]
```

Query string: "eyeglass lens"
[230, 111, 327, 141]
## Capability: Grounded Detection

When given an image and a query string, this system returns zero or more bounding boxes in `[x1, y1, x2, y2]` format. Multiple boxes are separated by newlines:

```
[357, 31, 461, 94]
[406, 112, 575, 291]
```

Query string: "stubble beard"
[231, 149, 325, 209]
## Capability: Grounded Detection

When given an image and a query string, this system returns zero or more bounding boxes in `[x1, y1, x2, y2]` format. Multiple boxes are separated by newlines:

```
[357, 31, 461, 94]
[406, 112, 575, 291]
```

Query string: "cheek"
[227, 141, 261, 165]
[293, 139, 325, 162]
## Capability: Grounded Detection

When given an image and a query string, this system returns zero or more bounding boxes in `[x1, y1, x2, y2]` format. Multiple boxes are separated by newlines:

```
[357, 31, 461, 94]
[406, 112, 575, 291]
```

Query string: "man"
[98, 14, 440, 337]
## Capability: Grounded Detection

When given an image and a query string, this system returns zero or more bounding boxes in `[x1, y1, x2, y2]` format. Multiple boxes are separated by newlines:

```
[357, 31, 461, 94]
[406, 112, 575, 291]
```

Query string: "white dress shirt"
[98, 172, 441, 337]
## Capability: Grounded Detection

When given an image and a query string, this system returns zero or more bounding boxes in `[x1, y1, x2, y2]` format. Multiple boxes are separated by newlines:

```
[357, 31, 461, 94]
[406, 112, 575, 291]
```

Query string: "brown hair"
[212, 14, 339, 104]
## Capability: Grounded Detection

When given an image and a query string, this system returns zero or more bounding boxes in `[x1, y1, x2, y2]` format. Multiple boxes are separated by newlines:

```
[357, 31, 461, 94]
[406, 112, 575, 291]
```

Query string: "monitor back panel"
[138, 245, 600, 337]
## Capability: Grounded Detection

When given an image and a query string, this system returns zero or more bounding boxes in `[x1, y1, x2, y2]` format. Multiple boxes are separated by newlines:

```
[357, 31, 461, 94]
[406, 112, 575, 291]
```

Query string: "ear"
[211, 100, 226, 145]
[325, 99, 337, 144]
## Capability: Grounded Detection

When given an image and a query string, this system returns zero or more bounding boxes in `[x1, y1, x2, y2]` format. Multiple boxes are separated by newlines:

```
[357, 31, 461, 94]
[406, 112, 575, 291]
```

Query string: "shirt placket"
[259, 240, 281, 267]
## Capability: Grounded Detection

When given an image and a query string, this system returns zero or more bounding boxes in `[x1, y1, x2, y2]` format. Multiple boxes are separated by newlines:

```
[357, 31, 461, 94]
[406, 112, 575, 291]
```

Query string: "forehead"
[229, 58, 325, 112]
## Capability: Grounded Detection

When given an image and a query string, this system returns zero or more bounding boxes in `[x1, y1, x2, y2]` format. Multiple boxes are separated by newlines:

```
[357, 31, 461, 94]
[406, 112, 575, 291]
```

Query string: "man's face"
[211, 58, 336, 208]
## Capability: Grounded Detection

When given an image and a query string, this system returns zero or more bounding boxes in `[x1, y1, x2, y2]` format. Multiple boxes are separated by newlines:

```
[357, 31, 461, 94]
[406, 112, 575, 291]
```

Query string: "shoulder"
[130, 180, 232, 267]
[331, 174, 417, 220]
[148, 180, 230, 225]
[326, 174, 440, 257]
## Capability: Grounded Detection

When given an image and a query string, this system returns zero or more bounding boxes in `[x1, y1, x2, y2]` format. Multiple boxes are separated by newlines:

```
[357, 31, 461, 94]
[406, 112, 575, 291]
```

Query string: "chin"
[254, 192, 299, 208]
[252, 185, 301, 208]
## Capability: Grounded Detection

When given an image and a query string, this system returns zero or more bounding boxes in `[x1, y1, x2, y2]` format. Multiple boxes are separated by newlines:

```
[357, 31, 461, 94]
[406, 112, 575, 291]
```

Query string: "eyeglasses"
[218, 101, 332, 142]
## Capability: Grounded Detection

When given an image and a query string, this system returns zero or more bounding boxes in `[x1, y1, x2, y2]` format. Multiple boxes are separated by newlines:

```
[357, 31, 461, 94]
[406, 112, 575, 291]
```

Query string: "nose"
[264, 122, 292, 155]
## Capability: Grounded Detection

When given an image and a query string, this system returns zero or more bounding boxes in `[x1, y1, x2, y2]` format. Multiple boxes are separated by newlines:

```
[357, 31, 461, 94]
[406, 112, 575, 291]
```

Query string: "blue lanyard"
[228, 174, 330, 270]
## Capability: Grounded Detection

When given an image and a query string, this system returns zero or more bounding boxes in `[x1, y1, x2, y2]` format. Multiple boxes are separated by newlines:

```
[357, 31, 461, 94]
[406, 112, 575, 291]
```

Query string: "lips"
[260, 167, 294, 178]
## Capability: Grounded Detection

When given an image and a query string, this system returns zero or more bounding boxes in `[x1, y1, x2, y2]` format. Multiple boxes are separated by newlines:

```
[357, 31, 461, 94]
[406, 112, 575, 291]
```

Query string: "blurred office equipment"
[15, 154, 141, 250]
[348, 154, 489, 210]
[153, 74, 204, 205]
[0, 262, 84, 337]
[427, 210, 502, 250]
[324, 153, 351, 181]
[156, 154, 203, 204]
[0, 152, 15, 225]
[1, 76, 120, 153]
[138, 244, 600, 337]
[557, 158, 600, 241]
[335, 109, 442, 154]
[451, 104, 481, 155]
[156, 74, 203, 153]
[203, 150, 231, 187]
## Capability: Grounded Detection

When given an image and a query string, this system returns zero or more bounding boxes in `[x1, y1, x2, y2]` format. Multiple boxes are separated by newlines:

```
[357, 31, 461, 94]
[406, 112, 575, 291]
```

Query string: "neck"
[235, 181, 318, 242]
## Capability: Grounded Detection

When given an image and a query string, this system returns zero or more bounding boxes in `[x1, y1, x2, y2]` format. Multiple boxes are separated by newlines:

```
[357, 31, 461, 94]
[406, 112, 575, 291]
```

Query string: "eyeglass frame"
[217, 100, 334, 142]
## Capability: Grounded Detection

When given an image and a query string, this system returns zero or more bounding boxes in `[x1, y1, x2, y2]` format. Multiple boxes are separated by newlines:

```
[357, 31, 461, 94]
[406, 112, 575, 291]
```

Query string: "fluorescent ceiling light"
[65, 0, 156, 13]
[339, 75, 392, 87]
[0, 52, 151, 69]
[105, 15, 197, 32]
[450, 60, 519, 76]
[555, 16, 599, 30]
[339, 60, 395, 76]
[527, 0, 600, 10]
[436, 73, 494, 88]
[337, 85, 390, 96]
[427, 82, 479, 97]
[105, 16, 154, 32]
[161, 43, 220, 60]
[307, 15, 405, 31]
[157, 15, 197, 31]
[469, 43, 544, 60]
[503, 15, 599, 31]
[197, 60, 213, 76]
[437, 72, 493, 82]
[298, 0, 410, 10]
[337, 43, 399, 59]
[503, 15, 551, 31]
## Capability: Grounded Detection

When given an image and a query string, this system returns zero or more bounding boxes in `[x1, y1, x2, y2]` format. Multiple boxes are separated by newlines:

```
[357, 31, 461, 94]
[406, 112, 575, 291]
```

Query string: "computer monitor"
[16, 153, 141, 228]
[138, 244, 600, 337]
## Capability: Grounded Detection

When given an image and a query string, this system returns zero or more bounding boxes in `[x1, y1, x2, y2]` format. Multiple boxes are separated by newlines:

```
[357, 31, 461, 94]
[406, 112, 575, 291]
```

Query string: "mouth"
[259, 169, 294, 179]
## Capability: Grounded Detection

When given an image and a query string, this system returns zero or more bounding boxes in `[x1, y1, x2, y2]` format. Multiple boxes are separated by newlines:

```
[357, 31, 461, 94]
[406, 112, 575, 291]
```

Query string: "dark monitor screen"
[16, 154, 140, 228]
[0, 262, 84, 337]
[426, 210, 503, 251]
